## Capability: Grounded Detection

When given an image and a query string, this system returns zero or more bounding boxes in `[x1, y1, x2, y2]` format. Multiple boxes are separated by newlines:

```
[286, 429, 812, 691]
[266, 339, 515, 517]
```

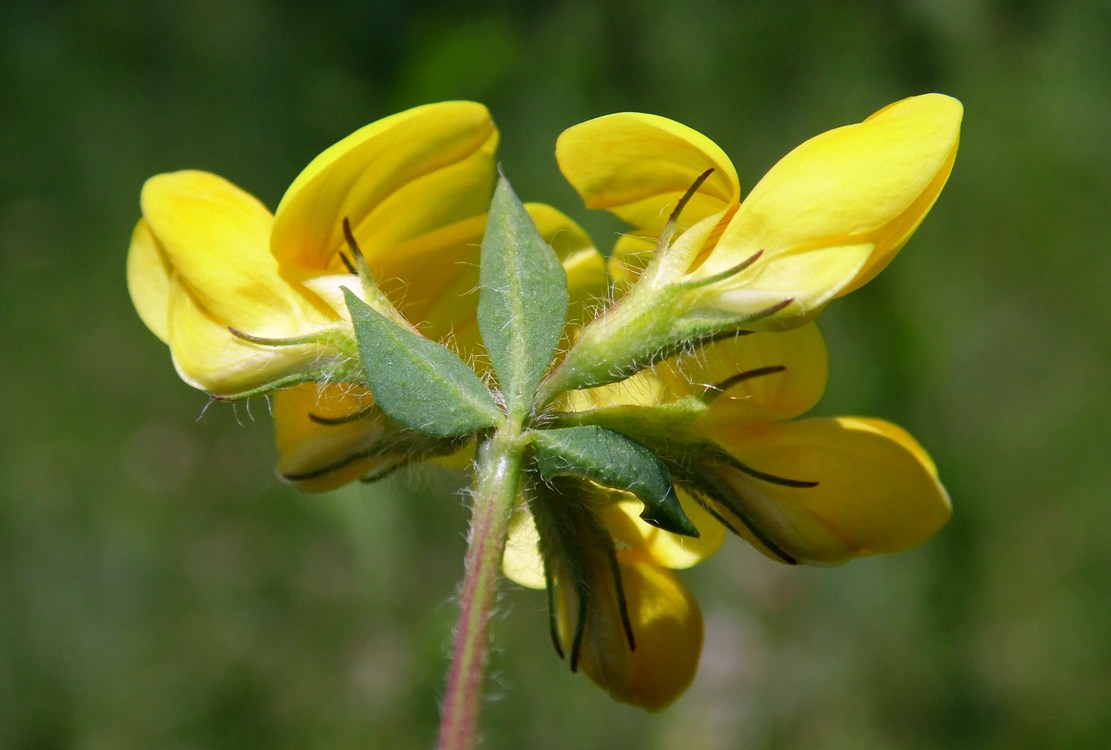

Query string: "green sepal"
[530, 425, 698, 537]
[526, 477, 636, 668]
[477, 174, 569, 419]
[537, 276, 798, 404]
[344, 288, 500, 438]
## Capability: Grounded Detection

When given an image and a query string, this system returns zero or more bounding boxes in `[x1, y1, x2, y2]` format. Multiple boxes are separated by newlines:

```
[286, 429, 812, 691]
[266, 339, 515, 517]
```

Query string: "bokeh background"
[3, 1, 1110, 748]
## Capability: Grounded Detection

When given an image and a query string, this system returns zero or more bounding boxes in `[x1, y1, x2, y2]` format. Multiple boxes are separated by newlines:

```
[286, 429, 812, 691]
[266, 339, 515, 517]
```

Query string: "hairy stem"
[437, 423, 528, 750]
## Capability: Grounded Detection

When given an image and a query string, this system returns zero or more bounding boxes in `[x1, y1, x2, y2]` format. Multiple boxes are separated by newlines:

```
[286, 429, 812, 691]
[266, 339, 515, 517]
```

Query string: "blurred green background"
[3, 1, 1110, 748]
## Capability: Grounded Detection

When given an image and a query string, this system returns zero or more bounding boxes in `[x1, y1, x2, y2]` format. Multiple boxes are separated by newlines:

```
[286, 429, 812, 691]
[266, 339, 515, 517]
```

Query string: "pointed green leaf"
[530, 426, 698, 537]
[344, 289, 500, 438]
[478, 174, 569, 418]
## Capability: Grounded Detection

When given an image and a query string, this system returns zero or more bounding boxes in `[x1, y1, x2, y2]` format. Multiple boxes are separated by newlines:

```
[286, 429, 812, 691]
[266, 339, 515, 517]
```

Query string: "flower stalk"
[438, 423, 528, 750]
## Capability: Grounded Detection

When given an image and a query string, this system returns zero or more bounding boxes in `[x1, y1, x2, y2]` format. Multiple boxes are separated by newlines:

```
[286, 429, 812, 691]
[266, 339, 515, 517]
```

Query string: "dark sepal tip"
[639, 510, 700, 538]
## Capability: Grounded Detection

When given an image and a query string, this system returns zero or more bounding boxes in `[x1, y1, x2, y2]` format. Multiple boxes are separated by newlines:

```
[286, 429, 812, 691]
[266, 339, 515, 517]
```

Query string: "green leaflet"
[530, 426, 698, 538]
[478, 174, 569, 420]
[344, 289, 500, 438]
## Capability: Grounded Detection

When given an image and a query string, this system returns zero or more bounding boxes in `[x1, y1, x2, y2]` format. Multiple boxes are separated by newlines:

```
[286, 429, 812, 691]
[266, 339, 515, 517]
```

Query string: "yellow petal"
[560, 549, 703, 711]
[126, 219, 172, 343]
[655, 323, 829, 425]
[367, 204, 604, 368]
[561, 370, 670, 413]
[563, 246, 608, 328]
[271, 102, 498, 272]
[607, 233, 656, 291]
[272, 384, 389, 493]
[557, 113, 740, 232]
[299, 273, 362, 320]
[525, 203, 608, 328]
[706, 94, 962, 295]
[371, 213, 487, 332]
[166, 277, 334, 394]
[140, 171, 332, 337]
[525, 202, 596, 262]
[839, 95, 962, 294]
[502, 507, 547, 590]
[695, 240, 874, 324]
[602, 496, 726, 570]
[704, 417, 951, 564]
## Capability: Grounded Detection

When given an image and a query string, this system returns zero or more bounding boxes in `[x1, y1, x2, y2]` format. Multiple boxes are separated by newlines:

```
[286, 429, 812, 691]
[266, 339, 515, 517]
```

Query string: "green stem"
[437, 424, 528, 750]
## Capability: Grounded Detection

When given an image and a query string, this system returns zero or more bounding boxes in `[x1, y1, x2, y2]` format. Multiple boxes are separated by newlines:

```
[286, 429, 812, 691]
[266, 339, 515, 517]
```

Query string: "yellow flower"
[127, 169, 351, 396]
[550, 515, 704, 712]
[557, 93, 962, 321]
[540, 95, 962, 398]
[655, 325, 950, 565]
[128, 101, 500, 395]
[504, 478, 712, 711]
[127, 102, 606, 490]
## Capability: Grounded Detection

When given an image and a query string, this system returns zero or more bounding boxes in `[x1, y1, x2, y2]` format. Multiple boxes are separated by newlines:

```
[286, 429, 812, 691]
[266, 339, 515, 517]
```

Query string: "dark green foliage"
[478, 175, 569, 420]
[345, 290, 500, 437]
[531, 426, 698, 538]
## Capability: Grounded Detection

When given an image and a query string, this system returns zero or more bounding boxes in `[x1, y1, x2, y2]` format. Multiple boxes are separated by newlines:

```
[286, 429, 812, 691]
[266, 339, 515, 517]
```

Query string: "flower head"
[127, 97, 958, 725]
